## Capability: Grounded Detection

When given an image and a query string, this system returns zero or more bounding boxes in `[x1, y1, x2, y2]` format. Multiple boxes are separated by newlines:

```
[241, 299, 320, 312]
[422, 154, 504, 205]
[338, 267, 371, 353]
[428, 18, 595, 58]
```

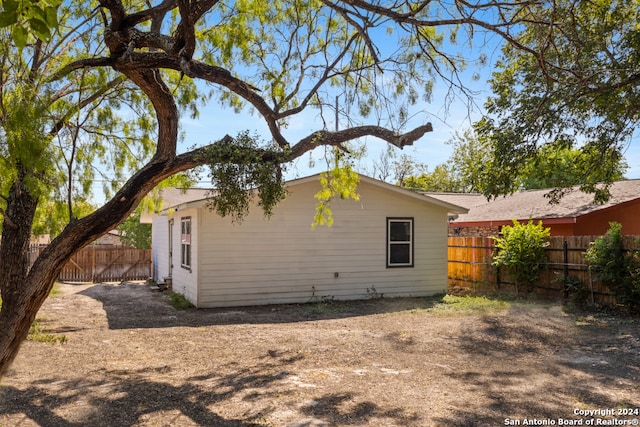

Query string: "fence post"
[563, 240, 569, 299]
[91, 246, 96, 283]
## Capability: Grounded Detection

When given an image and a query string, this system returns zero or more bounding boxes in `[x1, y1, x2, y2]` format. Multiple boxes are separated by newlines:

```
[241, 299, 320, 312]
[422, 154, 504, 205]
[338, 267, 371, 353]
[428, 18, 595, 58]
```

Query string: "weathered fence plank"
[29, 245, 151, 282]
[447, 237, 495, 290]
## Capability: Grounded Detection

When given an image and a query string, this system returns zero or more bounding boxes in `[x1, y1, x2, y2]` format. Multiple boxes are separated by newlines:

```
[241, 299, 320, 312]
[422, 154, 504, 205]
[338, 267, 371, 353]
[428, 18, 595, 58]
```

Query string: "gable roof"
[150, 174, 468, 216]
[140, 187, 212, 223]
[288, 174, 469, 214]
[450, 179, 640, 225]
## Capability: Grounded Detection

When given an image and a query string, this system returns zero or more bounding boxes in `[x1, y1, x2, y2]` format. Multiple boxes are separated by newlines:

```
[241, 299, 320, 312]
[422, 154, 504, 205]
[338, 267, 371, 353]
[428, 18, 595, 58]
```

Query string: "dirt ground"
[1, 282, 639, 427]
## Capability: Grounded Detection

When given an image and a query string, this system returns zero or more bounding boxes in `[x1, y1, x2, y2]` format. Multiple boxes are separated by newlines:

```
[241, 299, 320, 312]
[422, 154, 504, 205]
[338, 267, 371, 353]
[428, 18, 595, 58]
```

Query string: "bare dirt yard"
[1, 282, 639, 427]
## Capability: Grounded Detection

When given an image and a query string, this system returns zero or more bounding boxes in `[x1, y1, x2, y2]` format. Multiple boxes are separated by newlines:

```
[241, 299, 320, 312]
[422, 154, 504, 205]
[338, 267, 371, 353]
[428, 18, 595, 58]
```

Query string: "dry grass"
[1, 282, 639, 427]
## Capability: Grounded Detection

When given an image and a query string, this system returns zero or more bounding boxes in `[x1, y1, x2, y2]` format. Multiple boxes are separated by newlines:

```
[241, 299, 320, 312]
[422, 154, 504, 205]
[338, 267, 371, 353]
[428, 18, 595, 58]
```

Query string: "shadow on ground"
[78, 282, 444, 330]
[0, 348, 417, 427]
[432, 306, 640, 426]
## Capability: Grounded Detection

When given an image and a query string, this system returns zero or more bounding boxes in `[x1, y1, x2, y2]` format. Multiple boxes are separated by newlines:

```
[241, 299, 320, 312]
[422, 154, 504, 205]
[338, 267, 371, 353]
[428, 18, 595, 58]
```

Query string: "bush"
[492, 219, 551, 296]
[585, 222, 640, 311]
[167, 292, 193, 310]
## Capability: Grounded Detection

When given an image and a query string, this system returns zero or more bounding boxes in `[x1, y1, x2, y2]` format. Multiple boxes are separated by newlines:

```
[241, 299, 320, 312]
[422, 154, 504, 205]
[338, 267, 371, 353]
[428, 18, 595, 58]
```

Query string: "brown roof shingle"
[443, 180, 640, 223]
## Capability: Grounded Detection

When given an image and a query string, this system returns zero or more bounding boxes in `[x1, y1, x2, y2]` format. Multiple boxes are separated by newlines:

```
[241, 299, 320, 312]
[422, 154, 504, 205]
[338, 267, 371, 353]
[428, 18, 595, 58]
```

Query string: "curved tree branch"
[288, 123, 434, 160]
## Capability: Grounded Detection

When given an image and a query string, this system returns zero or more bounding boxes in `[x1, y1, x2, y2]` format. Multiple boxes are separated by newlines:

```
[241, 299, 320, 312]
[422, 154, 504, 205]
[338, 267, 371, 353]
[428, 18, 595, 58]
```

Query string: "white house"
[147, 174, 467, 308]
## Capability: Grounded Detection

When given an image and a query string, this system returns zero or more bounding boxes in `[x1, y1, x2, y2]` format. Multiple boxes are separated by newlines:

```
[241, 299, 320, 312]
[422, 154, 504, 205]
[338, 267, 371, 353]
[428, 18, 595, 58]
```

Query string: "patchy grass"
[412, 294, 511, 316]
[1, 283, 66, 344]
[28, 319, 67, 344]
[166, 291, 193, 310]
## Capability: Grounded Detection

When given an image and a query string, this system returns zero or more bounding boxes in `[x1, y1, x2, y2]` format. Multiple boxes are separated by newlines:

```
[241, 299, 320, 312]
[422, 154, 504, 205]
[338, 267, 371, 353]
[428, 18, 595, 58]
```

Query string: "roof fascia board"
[160, 173, 469, 214]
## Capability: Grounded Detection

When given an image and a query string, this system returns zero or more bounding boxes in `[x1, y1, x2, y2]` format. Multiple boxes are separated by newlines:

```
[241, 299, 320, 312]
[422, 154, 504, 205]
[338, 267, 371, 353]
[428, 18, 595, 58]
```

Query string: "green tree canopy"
[116, 209, 151, 249]
[400, 128, 628, 197]
[401, 164, 465, 193]
[474, 0, 638, 202]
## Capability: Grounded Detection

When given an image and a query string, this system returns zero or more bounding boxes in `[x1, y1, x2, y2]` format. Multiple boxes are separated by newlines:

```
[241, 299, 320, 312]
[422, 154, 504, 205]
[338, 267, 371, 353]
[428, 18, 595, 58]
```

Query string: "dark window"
[387, 218, 413, 267]
[181, 217, 191, 269]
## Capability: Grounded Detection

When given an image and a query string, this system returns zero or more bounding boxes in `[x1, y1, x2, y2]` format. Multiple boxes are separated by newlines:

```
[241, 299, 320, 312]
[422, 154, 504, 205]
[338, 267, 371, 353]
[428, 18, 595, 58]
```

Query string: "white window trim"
[180, 216, 192, 269]
[387, 217, 414, 268]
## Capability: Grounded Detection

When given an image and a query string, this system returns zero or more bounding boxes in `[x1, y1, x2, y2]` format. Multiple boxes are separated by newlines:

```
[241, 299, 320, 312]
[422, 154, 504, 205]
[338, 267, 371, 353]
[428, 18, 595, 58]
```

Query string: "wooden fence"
[448, 236, 640, 305]
[30, 245, 151, 282]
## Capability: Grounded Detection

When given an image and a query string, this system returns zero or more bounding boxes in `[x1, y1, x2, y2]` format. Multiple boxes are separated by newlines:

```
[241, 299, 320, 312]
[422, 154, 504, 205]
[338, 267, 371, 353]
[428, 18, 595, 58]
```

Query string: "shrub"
[167, 292, 193, 310]
[585, 222, 640, 311]
[492, 219, 551, 296]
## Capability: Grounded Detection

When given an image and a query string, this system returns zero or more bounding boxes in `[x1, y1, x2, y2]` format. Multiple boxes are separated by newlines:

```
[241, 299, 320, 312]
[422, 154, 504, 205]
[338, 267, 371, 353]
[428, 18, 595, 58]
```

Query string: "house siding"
[151, 215, 169, 283]
[194, 179, 450, 308]
[166, 208, 199, 305]
[574, 199, 640, 236]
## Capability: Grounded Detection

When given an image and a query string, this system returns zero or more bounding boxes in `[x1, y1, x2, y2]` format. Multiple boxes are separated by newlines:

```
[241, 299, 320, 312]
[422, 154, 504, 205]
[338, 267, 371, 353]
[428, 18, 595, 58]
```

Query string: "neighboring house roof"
[421, 192, 488, 210]
[155, 174, 469, 215]
[450, 179, 640, 225]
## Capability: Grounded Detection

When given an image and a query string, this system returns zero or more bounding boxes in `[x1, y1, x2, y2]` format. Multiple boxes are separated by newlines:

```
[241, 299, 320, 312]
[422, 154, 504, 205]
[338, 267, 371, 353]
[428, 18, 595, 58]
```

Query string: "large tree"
[0, 0, 553, 376]
[475, 0, 639, 202]
[400, 128, 627, 195]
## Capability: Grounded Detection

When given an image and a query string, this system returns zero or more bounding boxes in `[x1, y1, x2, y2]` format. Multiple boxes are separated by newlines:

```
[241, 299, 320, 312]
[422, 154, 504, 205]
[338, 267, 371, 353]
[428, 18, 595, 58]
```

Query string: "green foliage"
[116, 209, 151, 249]
[31, 199, 95, 239]
[0, 1, 196, 236]
[475, 0, 636, 200]
[0, 0, 61, 48]
[492, 220, 551, 294]
[27, 318, 67, 344]
[519, 144, 627, 195]
[401, 164, 465, 193]
[167, 292, 193, 310]
[365, 285, 384, 300]
[368, 147, 426, 185]
[313, 149, 360, 228]
[443, 129, 493, 193]
[585, 222, 640, 310]
[200, 131, 287, 223]
[425, 295, 510, 316]
[0, 85, 57, 200]
[402, 128, 628, 198]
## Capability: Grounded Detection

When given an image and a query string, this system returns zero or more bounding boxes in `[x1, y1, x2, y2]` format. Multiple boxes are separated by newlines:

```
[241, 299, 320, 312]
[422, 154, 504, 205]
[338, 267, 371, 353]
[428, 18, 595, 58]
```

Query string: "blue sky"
[179, 66, 640, 186]
[176, 21, 640, 186]
[88, 16, 640, 203]
[178, 41, 496, 184]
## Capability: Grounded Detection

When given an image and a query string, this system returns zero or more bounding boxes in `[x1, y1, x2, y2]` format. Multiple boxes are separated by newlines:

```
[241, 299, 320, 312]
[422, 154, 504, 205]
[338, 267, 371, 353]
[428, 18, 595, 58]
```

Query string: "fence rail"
[30, 245, 151, 282]
[447, 235, 639, 305]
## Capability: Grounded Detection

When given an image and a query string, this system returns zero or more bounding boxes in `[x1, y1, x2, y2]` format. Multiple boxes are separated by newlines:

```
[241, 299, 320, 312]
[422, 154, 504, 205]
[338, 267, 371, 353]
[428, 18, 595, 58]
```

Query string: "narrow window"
[181, 217, 191, 269]
[387, 218, 413, 267]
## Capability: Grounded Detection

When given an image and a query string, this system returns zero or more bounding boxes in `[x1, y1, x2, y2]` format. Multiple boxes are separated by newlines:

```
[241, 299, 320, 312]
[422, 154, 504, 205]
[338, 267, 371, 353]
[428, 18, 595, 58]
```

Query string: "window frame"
[386, 217, 414, 268]
[180, 216, 192, 270]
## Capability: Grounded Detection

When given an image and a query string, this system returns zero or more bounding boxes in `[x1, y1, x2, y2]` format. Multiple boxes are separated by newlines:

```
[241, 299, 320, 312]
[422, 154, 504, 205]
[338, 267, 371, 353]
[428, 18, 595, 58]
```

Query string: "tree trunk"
[0, 176, 50, 377]
[0, 155, 202, 377]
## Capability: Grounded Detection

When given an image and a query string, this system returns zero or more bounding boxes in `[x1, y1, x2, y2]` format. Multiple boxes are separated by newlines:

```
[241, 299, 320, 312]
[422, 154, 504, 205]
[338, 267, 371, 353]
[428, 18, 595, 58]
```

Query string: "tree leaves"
[492, 219, 551, 294]
[313, 149, 360, 228]
[476, 0, 638, 200]
[200, 132, 287, 223]
[0, 0, 60, 48]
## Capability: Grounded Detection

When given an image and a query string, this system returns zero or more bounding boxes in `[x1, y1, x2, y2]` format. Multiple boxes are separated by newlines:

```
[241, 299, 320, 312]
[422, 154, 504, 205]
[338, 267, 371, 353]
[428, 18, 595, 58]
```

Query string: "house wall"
[167, 207, 200, 305]
[151, 215, 169, 282]
[193, 179, 451, 308]
[543, 222, 576, 237]
[574, 199, 640, 236]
